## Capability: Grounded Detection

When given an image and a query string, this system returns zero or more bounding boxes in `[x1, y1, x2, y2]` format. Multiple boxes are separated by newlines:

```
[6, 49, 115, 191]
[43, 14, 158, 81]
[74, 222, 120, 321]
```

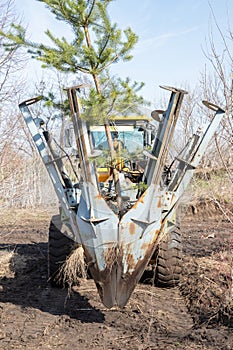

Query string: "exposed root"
[58, 246, 87, 289]
[105, 245, 118, 267]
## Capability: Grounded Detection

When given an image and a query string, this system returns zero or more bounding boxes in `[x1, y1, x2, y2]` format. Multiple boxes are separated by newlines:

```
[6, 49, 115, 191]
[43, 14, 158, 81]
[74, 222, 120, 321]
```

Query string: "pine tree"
[2, 0, 146, 122]
[1, 0, 148, 172]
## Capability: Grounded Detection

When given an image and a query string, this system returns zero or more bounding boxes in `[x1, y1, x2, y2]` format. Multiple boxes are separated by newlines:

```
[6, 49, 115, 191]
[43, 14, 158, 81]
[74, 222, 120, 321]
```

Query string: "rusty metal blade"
[116, 185, 162, 306]
[76, 183, 163, 308]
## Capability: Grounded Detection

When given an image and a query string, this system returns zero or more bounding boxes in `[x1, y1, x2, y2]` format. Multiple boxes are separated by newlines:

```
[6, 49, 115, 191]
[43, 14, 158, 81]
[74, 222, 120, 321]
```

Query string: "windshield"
[91, 126, 144, 154]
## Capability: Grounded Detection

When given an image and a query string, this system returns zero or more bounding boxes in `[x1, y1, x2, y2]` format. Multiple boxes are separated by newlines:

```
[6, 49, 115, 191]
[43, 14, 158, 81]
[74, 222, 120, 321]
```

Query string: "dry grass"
[0, 251, 28, 278]
[105, 245, 118, 267]
[188, 171, 233, 215]
[0, 251, 15, 278]
[58, 246, 87, 288]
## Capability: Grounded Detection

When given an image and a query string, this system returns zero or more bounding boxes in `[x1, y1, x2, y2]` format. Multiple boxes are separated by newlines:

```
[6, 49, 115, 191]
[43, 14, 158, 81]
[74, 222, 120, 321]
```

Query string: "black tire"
[155, 229, 182, 288]
[48, 215, 75, 286]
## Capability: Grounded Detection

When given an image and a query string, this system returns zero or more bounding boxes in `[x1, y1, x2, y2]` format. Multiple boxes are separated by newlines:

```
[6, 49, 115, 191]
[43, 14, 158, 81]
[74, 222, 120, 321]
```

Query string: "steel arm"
[19, 98, 82, 243]
[162, 101, 225, 221]
[143, 86, 188, 186]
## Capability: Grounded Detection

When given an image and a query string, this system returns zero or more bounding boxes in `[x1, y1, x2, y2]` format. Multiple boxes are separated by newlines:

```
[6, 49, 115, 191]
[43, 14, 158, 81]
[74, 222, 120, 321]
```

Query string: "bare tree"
[0, 0, 55, 208]
[201, 5, 233, 169]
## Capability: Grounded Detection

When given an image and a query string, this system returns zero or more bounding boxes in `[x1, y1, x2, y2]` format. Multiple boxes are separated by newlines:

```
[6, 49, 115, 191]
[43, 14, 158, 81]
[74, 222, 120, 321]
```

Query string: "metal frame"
[19, 87, 224, 308]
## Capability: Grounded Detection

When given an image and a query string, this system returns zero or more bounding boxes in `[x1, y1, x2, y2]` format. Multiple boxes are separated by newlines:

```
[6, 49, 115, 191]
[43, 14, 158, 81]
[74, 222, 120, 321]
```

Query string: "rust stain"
[157, 197, 162, 208]
[140, 241, 151, 252]
[129, 222, 136, 235]
[126, 253, 136, 268]
[141, 229, 160, 251]
[94, 193, 102, 199]
[141, 239, 154, 252]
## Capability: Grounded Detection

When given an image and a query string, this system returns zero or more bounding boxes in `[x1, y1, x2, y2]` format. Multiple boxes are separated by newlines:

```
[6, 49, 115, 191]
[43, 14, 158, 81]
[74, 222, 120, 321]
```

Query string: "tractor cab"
[91, 115, 155, 152]
[90, 115, 156, 185]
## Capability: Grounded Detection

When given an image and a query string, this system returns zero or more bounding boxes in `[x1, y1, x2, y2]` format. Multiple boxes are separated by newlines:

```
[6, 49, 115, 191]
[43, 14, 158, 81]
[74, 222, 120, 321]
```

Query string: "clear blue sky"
[14, 0, 233, 103]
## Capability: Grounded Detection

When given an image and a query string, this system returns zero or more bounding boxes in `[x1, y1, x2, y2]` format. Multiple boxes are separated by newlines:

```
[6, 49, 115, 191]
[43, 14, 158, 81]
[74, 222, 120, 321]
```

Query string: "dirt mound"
[180, 254, 233, 326]
[180, 214, 233, 329]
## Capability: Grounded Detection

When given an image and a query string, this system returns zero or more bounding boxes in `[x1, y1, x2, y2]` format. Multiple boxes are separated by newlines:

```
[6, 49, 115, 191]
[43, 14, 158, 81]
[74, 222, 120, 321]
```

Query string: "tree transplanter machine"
[19, 85, 224, 308]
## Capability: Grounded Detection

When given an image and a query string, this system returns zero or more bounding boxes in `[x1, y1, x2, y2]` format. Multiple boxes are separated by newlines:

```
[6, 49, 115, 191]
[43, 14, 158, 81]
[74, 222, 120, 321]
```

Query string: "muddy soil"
[0, 208, 232, 350]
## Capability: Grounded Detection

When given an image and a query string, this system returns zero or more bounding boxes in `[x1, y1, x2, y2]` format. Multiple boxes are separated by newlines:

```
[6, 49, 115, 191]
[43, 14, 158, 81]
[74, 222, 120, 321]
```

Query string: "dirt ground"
[0, 207, 232, 350]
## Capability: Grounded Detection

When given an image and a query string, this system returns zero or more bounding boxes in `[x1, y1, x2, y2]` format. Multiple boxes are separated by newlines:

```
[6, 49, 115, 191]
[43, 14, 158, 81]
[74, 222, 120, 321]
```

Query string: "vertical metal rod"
[151, 91, 185, 186]
[143, 87, 187, 187]
[67, 87, 98, 188]
[66, 86, 123, 214]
